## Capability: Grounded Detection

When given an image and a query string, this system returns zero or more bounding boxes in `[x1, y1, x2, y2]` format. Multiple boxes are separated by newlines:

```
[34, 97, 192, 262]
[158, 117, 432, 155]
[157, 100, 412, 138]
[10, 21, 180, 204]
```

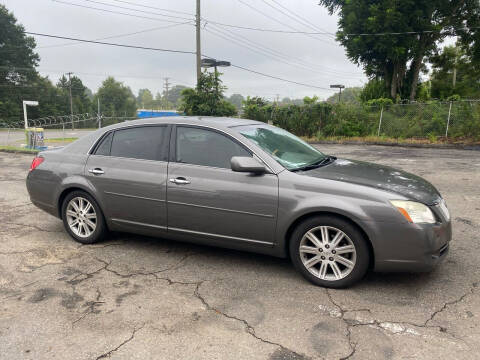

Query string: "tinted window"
[176, 127, 250, 168]
[94, 131, 113, 156]
[110, 126, 167, 161]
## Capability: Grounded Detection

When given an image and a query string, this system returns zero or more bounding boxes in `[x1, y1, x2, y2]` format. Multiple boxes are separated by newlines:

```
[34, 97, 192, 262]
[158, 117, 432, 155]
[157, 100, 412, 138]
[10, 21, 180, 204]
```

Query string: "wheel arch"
[284, 211, 375, 269]
[57, 186, 103, 220]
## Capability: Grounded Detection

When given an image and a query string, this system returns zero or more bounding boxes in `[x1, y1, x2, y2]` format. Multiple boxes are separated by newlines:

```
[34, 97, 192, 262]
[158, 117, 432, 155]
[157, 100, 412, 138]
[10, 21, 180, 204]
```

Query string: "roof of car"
[108, 116, 265, 129]
[60, 116, 267, 155]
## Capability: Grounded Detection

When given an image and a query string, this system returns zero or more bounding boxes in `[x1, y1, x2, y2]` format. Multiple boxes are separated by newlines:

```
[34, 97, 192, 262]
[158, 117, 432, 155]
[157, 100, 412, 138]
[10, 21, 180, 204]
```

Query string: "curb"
[309, 140, 480, 151]
[0, 149, 38, 155]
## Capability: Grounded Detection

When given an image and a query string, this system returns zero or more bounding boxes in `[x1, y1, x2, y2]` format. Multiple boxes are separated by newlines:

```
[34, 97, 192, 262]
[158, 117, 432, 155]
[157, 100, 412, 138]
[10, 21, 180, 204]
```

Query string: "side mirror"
[231, 156, 266, 174]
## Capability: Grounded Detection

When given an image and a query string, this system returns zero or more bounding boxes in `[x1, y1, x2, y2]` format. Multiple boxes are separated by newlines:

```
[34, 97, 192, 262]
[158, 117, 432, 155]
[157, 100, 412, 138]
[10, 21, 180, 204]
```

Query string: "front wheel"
[289, 216, 370, 288]
[61, 190, 107, 244]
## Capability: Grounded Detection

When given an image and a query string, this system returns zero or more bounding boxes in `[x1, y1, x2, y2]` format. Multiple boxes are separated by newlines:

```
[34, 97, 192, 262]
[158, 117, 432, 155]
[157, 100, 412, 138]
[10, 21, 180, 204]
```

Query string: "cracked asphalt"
[0, 144, 479, 360]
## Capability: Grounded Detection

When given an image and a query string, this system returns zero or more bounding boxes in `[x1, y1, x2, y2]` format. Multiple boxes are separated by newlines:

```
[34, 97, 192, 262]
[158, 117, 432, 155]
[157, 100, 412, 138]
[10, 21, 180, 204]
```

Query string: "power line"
[270, 0, 330, 33]
[205, 27, 360, 81]
[25, 32, 197, 54]
[108, 0, 194, 16]
[52, 0, 474, 37]
[236, 0, 336, 46]
[80, 0, 194, 21]
[38, 22, 192, 49]
[229, 64, 331, 90]
[24, 31, 333, 90]
[207, 23, 363, 78]
[73, 0, 329, 36]
[260, 0, 332, 36]
[52, 0, 194, 24]
[205, 27, 305, 71]
[205, 20, 478, 36]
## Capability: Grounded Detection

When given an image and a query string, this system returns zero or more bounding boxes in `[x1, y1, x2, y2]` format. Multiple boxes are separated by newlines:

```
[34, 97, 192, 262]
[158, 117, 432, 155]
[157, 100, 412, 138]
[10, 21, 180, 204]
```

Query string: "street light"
[201, 58, 231, 93]
[330, 84, 345, 103]
[23, 100, 39, 129]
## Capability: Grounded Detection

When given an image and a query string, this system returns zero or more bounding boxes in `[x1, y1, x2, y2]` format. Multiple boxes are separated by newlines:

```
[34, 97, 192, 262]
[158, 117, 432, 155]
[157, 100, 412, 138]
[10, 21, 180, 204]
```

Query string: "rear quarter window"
[94, 132, 113, 156]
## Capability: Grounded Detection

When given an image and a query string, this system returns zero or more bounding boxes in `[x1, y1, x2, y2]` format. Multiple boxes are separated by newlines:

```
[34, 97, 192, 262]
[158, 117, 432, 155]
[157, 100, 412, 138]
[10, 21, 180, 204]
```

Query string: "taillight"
[30, 157, 44, 171]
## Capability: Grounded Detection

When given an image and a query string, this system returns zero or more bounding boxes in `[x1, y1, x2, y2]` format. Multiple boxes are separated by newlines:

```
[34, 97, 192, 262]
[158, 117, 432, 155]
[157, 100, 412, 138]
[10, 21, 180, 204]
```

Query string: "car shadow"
[100, 232, 442, 291]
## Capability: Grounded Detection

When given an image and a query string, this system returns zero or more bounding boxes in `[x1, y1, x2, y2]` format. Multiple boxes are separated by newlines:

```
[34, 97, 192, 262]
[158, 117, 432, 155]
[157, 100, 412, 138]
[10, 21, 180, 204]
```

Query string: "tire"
[61, 190, 107, 244]
[289, 215, 370, 288]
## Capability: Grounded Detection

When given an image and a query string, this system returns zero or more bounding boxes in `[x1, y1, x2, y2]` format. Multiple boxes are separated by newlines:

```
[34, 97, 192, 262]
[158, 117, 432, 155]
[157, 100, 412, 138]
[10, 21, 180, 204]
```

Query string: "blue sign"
[137, 110, 181, 118]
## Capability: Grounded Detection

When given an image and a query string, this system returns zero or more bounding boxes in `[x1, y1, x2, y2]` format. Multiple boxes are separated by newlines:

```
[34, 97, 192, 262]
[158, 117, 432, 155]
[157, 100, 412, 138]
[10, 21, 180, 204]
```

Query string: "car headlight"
[390, 200, 436, 224]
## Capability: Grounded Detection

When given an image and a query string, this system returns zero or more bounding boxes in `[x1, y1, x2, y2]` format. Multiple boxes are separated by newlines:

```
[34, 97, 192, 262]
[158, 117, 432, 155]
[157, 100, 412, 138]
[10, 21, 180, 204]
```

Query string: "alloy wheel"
[66, 196, 97, 238]
[299, 226, 357, 281]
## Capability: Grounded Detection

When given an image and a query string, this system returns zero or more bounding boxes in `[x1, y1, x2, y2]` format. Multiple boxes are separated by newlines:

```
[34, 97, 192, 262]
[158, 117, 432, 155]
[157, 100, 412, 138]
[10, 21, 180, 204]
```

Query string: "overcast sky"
[2, 0, 367, 100]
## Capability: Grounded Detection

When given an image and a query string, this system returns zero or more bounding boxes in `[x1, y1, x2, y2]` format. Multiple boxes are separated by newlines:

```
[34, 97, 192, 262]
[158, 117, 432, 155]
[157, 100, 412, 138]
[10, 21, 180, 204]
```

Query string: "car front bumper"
[370, 218, 452, 272]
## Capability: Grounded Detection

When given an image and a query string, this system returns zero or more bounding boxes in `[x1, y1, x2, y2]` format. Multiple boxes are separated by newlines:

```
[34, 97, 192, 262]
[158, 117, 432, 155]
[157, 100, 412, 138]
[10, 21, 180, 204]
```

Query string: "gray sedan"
[26, 117, 451, 287]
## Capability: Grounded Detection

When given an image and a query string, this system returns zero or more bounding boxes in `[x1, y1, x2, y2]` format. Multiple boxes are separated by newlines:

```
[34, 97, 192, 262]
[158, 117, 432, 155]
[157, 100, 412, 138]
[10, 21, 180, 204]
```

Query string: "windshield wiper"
[291, 155, 337, 172]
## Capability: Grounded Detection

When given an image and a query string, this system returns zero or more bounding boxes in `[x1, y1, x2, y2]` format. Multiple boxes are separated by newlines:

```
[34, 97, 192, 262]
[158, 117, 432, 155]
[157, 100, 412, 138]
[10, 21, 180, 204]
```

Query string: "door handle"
[88, 168, 105, 175]
[169, 177, 190, 185]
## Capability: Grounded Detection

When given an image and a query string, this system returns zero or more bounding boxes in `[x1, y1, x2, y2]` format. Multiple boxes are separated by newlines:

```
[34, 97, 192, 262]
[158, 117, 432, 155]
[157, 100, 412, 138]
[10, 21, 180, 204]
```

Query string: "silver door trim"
[111, 218, 167, 230]
[105, 191, 165, 203]
[168, 200, 275, 219]
[168, 227, 274, 245]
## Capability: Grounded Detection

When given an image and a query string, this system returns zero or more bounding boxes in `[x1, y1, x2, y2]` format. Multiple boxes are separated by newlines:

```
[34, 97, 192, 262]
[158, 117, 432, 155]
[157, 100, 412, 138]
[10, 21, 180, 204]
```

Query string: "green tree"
[429, 45, 480, 99]
[180, 71, 236, 116]
[165, 85, 188, 108]
[94, 77, 137, 116]
[0, 4, 40, 122]
[56, 75, 92, 115]
[359, 79, 389, 103]
[227, 93, 245, 109]
[303, 95, 319, 105]
[242, 96, 271, 122]
[327, 87, 362, 104]
[319, 0, 479, 101]
[137, 88, 154, 108]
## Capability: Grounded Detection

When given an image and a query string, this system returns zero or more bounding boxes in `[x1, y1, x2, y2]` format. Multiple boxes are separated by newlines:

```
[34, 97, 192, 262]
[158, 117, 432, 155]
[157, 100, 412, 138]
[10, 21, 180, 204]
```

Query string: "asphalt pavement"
[0, 144, 478, 359]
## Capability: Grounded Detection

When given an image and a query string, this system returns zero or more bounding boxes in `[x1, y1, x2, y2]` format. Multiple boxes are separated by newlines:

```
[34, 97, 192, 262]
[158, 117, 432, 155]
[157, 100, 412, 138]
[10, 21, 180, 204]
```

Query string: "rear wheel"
[61, 190, 107, 244]
[289, 216, 370, 288]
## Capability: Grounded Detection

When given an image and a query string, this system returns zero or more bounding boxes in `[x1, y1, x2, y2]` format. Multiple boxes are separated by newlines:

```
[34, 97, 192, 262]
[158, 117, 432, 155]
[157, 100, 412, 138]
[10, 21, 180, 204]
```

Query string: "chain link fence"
[1, 101, 480, 150]
[375, 101, 480, 139]
[0, 112, 136, 149]
[263, 100, 480, 141]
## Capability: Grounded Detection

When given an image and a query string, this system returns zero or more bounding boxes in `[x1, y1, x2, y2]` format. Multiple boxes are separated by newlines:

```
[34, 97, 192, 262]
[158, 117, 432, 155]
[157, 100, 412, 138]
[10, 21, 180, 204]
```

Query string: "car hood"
[297, 158, 441, 205]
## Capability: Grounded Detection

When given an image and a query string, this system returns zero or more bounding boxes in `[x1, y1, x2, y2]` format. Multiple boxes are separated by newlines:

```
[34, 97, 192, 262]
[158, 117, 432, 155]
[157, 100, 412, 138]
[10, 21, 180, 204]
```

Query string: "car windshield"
[236, 124, 326, 171]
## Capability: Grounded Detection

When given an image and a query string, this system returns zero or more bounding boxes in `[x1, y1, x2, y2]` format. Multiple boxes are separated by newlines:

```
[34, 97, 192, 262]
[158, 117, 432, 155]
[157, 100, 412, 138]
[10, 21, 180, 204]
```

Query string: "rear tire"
[289, 215, 370, 288]
[61, 190, 107, 244]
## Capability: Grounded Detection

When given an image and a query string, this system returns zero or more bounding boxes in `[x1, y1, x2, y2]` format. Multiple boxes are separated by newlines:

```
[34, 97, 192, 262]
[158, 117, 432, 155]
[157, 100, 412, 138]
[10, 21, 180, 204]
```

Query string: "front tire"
[61, 190, 107, 244]
[289, 216, 370, 288]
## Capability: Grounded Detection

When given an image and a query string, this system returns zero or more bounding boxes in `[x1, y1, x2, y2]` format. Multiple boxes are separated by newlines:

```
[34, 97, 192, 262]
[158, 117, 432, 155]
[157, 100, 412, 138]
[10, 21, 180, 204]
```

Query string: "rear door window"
[110, 126, 167, 161]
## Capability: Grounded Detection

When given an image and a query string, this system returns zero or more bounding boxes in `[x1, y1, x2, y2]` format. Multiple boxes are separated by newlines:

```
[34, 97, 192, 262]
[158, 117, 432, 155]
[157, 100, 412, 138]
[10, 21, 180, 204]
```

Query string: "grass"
[44, 137, 78, 143]
[0, 145, 38, 153]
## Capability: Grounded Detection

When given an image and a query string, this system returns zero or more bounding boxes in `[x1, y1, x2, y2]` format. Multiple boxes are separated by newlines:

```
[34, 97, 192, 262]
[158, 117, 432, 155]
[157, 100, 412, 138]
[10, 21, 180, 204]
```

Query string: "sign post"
[23, 100, 39, 129]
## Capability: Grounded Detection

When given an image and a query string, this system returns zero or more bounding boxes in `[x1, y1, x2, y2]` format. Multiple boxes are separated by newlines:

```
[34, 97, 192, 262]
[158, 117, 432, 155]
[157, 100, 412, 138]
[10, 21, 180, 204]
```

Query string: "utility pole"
[163, 77, 170, 109]
[452, 46, 459, 88]
[330, 84, 345, 103]
[196, 0, 201, 87]
[66, 72, 74, 130]
[97, 97, 101, 128]
[275, 94, 280, 103]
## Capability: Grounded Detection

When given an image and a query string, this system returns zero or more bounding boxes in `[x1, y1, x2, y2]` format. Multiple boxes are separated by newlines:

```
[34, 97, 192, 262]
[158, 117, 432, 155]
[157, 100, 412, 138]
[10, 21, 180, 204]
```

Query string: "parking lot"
[0, 144, 478, 360]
